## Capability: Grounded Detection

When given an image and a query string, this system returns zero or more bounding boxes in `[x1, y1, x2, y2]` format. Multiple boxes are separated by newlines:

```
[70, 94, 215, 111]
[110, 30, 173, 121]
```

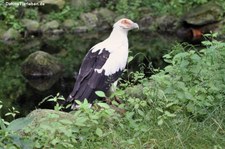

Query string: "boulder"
[63, 19, 76, 28]
[138, 15, 154, 31]
[8, 109, 75, 134]
[80, 12, 98, 30]
[21, 19, 40, 32]
[41, 20, 60, 32]
[95, 8, 116, 24]
[70, 0, 90, 10]
[94, 8, 116, 30]
[27, 109, 74, 123]
[73, 26, 89, 33]
[182, 2, 223, 26]
[177, 2, 224, 43]
[156, 15, 177, 33]
[2, 28, 21, 41]
[39, 0, 65, 13]
[21, 51, 63, 78]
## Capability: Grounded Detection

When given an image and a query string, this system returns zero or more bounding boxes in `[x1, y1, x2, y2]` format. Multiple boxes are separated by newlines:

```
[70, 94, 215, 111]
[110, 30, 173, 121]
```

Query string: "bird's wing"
[67, 48, 122, 104]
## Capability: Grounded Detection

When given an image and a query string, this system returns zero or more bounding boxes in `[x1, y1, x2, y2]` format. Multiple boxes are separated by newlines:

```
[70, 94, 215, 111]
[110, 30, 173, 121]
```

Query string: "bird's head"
[113, 18, 139, 31]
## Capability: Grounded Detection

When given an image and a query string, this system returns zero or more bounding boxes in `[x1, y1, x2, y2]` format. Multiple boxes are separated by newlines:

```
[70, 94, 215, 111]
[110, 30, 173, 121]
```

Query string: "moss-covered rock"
[2, 28, 21, 41]
[63, 19, 76, 28]
[95, 8, 115, 24]
[21, 51, 63, 78]
[39, 0, 65, 13]
[182, 2, 223, 26]
[80, 12, 98, 30]
[27, 109, 74, 126]
[71, 0, 90, 10]
[10, 109, 75, 134]
[22, 19, 40, 32]
[40, 20, 60, 32]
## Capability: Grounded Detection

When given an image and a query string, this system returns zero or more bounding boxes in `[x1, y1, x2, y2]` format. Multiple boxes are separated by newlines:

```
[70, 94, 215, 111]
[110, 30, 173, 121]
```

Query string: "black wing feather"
[67, 48, 123, 105]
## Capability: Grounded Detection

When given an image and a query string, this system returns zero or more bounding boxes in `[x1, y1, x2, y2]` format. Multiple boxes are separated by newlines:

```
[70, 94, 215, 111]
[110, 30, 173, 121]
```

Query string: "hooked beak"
[132, 22, 139, 29]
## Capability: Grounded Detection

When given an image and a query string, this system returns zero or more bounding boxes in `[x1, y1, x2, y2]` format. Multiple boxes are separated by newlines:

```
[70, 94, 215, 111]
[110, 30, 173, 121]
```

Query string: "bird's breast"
[99, 47, 128, 76]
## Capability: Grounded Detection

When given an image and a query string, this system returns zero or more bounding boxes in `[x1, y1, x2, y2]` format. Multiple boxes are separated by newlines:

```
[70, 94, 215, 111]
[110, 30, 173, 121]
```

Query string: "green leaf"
[75, 117, 87, 126]
[128, 56, 134, 63]
[59, 119, 73, 125]
[97, 103, 110, 109]
[95, 91, 106, 98]
[158, 119, 163, 125]
[164, 111, 176, 117]
[96, 128, 103, 137]
[156, 107, 163, 113]
[0, 118, 6, 130]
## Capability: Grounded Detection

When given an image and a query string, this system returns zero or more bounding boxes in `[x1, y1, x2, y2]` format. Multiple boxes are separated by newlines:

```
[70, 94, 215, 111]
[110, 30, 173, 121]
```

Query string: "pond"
[0, 30, 177, 120]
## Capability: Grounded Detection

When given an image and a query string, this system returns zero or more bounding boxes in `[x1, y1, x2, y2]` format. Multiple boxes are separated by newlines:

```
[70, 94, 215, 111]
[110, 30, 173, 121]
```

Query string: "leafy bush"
[148, 39, 225, 118]
[0, 0, 24, 31]
[1, 37, 225, 148]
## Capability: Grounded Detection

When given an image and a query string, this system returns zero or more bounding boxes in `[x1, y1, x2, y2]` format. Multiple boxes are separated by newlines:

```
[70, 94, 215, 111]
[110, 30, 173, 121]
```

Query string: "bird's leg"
[104, 97, 112, 104]
[113, 96, 122, 104]
[104, 96, 122, 105]
[109, 104, 126, 115]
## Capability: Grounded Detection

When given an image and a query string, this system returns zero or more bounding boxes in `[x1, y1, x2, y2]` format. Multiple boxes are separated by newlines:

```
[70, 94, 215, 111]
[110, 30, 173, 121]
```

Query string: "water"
[0, 31, 177, 119]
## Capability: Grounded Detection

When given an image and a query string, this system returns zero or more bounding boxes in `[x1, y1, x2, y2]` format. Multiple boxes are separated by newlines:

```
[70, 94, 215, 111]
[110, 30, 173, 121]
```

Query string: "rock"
[93, 8, 116, 30]
[73, 26, 89, 33]
[177, 2, 224, 43]
[21, 51, 63, 78]
[41, 20, 60, 32]
[26, 74, 62, 91]
[70, 0, 90, 10]
[80, 12, 98, 30]
[39, 0, 65, 13]
[95, 8, 116, 24]
[156, 15, 177, 33]
[2, 28, 21, 41]
[18, 109, 75, 135]
[63, 19, 76, 28]
[182, 2, 223, 26]
[138, 15, 154, 31]
[21, 19, 40, 32]
[27, 109, 74, 122]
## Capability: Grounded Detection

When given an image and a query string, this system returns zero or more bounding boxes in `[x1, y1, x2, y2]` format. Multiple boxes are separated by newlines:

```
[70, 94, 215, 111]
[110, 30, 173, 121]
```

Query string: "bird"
[66, 18, 139, 109]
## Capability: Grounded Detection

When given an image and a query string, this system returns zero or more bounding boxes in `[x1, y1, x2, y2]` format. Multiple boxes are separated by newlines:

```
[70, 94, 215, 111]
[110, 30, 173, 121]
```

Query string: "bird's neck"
[108, 27, 128, 43]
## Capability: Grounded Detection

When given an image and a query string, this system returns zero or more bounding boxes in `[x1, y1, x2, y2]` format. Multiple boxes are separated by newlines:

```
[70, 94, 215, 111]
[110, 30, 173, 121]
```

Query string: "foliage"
[0, 39, 225, 148]
[47, 5, 80, 22]
[0, 100, 32, 148]
[0, 0, 24, 31]
[112, 0, 225, 18]
[24, 8, 39, 20]
[149, 38, 225, 119]
[115, 0, 142, 19]
[0, 64, 25, 109]
[39, 93, 65, 111]
[0, 41, 26, 119]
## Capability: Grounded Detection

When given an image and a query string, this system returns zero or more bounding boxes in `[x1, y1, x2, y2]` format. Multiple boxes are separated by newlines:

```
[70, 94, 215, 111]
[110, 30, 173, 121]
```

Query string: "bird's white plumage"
[92, 24, 129, 76]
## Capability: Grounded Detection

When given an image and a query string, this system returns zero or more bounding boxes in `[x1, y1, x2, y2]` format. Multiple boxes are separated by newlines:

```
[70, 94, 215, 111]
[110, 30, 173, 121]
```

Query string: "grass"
[68, 103, 225, 148]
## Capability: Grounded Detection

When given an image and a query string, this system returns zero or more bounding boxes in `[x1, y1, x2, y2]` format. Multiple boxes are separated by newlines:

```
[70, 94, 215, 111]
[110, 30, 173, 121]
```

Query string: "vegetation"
[0, 38, 225, 148]
[0, 0, 225, 148]
[0, 0, 224, 30]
